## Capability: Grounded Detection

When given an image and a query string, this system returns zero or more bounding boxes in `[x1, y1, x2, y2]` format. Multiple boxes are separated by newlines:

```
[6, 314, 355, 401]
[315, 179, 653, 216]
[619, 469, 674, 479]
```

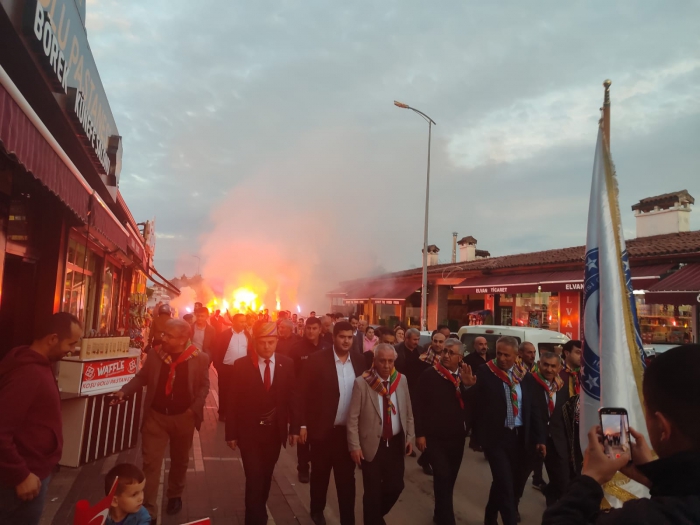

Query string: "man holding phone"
[543, 344, 700, 524]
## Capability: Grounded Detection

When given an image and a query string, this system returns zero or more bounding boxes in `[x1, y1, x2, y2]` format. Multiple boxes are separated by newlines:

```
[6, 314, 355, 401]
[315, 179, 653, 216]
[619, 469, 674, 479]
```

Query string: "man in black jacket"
[212, 313, 253, 421]
[415, 339, 472, 525]
[225, 322, 300, 525]
[542, 344, 700, 525]
[290, 317, 331, 482]
[531, 351, 570, 506]
[465, 336, 546, 525]
[299, 321, 365, 525]
[276, 319, 300, 357]
[463, 336, 489, 372]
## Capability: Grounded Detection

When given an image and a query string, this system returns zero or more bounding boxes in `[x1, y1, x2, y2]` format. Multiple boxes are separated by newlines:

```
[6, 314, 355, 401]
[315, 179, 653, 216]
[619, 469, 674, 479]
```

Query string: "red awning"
[0, 81, 90, 221]
[646, 264, 700, 306]
[344, 282, 378, 303]
[540, 270, 586, 293]
[90, 194, 128, 253]
[454, 272, 553, 294]
[629, 263, 677, 290]
[371, 280, 421, 304]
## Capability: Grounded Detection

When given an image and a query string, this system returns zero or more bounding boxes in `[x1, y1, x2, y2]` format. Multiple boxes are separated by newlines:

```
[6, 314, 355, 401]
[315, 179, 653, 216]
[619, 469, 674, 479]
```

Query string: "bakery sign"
[81, 357, 138, 394]
[22, 0, 121, 182]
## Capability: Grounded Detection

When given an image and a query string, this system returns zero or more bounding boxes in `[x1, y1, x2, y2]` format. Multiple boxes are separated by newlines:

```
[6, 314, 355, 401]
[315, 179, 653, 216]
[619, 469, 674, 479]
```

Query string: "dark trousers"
[428, 436, 465, 525]
[543, 438, 570, 507]
[310, 426, 356, 524]
[0, 475, 50, 525]
[217, 363, 235, 417]
[297, 441, 311, 474]
[361, 432, 405, 525]
[239, 426, 282, 525]
[483, 428, 531, 525]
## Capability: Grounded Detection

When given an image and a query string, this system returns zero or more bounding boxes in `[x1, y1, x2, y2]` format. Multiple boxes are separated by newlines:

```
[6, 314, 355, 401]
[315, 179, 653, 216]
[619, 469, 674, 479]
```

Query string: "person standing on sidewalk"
[112, 319, 210, 522]
[299, 321, 365, 525]
[225, 322, 301, 525]
[212, 313, 252, 422]
[289, 317, 331, 482]
[0, 313, 82, 525]
[191, 306, 216, 362]
[415, 339, 473, 525]
[347, 344, 414, 525]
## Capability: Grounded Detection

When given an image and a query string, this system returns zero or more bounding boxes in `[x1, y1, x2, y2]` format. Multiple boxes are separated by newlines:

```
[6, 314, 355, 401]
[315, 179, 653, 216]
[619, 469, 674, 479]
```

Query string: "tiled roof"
[334, 230, 700, 288]
[631, 190, 694, 212]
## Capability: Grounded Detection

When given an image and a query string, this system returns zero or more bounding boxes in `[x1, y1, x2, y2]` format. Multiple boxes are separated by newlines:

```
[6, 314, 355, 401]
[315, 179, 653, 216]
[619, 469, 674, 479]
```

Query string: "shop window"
[514, 293, 551, 328]
[637, 298, 693, 344]
[63, 238, 98, 330]
[98, 262, 122, 334]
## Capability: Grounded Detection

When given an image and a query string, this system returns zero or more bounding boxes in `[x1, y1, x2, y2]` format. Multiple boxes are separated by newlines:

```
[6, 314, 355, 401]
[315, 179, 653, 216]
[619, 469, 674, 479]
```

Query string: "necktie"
[264, 359, 271, 391]
[382, 381, 392, 441]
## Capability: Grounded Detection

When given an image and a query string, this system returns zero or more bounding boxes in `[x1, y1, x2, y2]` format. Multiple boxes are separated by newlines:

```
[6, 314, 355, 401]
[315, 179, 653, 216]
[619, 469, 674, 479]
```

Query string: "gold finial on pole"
[603, 79, 612, 149]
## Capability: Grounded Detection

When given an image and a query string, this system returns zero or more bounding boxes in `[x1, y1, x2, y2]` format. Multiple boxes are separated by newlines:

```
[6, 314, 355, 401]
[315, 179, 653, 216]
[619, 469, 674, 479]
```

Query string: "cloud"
[83, 0, 700, 308]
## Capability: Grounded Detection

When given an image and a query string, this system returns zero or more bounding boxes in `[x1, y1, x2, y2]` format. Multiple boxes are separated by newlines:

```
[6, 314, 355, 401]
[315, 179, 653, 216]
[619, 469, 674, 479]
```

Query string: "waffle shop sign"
[81, 357, 138, 395]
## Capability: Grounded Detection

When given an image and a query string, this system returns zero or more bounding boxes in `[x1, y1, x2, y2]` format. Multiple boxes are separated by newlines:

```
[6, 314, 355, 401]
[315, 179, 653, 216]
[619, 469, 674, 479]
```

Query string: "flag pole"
[602, 79, 611, 149]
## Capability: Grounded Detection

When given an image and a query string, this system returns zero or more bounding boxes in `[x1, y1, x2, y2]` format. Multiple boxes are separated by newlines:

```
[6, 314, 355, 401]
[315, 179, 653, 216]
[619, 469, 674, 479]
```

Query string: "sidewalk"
[41, 368, 315, 525]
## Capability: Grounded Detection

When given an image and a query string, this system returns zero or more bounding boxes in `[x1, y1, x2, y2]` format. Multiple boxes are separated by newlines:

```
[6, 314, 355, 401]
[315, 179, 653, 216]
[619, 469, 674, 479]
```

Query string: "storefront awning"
[453, 272, 553, 294]
[539, 264, 675, 292]
[146, 264, 181, 297]
[342, 280, 421, 304]
[645, 264, 700, 306]
[0, 67, 131, 254]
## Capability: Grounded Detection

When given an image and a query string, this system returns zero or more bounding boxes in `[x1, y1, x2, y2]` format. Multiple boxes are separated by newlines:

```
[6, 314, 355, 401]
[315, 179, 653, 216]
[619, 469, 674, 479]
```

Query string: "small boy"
[105, 463, 151, 525]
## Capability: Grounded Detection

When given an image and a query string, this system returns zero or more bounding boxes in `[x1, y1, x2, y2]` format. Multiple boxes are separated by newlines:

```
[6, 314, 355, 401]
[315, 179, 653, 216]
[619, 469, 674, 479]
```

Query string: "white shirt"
[377, 378, 402, 437]
[257, 354, 275, 384]
[223, 330, 248, 365]
[192, 325, 206, 351]
[334, 350, 356, 426]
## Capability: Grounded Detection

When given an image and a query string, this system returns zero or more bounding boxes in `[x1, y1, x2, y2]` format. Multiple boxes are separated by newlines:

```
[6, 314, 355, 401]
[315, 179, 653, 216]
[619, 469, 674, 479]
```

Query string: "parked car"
[456, 325, 570, 361]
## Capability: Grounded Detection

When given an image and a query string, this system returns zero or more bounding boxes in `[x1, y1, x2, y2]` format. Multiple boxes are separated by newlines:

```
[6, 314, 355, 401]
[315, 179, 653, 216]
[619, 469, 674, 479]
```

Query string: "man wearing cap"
[147, 304, 172, 348]
[225, 321, 301, 525]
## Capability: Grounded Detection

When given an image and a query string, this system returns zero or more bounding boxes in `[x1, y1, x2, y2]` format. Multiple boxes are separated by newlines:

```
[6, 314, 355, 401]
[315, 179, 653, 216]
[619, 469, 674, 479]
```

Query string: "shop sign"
[559, 292, 581, 340]
[475, 287, 509, 294]
[22, 0, 120, 180]
[81, 356, 138, 394]
[373, 300, 401, 305]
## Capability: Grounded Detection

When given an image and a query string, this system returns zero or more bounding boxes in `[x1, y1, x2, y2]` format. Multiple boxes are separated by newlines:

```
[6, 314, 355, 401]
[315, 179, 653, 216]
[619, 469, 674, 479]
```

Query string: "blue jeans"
[0, 475, 51, 525]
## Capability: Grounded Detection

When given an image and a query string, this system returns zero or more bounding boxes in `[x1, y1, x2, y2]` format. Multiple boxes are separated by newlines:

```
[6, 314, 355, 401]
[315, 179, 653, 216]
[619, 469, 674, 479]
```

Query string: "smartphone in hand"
[599, 407, 631, 460]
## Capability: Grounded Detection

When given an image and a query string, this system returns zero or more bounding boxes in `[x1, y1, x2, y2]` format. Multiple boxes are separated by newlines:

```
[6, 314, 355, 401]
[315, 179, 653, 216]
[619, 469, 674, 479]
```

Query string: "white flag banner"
[580, 126, 649, 505]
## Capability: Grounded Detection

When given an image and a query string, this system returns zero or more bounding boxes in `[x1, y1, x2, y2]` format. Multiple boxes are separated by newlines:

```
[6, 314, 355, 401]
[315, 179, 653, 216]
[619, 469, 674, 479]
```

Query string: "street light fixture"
[394, 100, 436, 331]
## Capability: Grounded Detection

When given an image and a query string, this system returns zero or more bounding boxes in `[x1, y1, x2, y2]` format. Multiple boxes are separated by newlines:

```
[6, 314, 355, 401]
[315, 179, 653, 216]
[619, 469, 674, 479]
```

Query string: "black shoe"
[532, 479, 548, 492]
[166, 497, 182, 515]
[310, 511, 326, 525]
[298, 471, 310, 484]
[422, 463, 433, 476]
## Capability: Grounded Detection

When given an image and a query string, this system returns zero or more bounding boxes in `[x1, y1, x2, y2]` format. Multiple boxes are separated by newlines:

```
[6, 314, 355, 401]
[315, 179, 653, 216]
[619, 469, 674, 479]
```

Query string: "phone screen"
[600, 412, 630, 459]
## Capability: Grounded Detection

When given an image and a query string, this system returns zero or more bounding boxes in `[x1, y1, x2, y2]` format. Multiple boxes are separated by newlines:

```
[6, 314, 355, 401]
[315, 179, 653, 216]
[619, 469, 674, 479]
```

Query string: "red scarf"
[156, 343, 200, 395]
[532, 371, 564, 416]
[433, 361, 464, 409]
[362, 368, 402, 414]
[564, 363, 581, 396]
[486, 359, 527, 417]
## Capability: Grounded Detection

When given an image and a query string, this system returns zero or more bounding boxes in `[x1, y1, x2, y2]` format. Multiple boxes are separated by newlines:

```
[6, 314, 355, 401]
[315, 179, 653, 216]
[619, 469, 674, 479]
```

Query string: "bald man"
[463, 336, 490, 372]
[114, 319, 210, 522]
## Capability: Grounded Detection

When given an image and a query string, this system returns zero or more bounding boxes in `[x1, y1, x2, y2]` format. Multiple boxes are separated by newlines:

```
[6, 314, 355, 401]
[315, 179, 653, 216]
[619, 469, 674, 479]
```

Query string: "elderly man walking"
[113, 319, 210, 522]
[415, 339, 472, 525]
[347, 344, 414, 525]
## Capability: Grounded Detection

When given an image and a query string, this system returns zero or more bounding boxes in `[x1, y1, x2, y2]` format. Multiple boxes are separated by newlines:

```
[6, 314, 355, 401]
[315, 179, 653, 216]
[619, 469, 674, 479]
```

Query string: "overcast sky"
[86, 0, 700, 308]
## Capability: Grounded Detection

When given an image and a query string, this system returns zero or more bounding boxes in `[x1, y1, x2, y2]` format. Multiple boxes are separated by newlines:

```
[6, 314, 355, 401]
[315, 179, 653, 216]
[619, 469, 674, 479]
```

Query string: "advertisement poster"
[81, 357, 138, 395]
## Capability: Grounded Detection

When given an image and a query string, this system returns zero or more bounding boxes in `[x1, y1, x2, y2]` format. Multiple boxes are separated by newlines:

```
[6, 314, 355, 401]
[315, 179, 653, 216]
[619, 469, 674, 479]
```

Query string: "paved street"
[41, 369, 546, 525]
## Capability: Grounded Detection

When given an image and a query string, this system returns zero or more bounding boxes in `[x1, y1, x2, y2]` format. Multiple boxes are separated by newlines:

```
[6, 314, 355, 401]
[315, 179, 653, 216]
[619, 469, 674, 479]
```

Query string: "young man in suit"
[212, 313, 253, 421]
[532, 351, 570, 506]
[225, 322, 300, 525]
[347, 344, 415, 525]
[191, 306, 216, 360]
[465, 336, 546, 525]
[299, 321, 365, 525]
[415, 339, 471, 525]
[114, 319, 210, 522]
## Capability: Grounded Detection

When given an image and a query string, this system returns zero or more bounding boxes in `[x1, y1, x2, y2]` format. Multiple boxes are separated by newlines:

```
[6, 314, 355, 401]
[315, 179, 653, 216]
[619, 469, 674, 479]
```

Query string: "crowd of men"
[1, 307, 699, 525]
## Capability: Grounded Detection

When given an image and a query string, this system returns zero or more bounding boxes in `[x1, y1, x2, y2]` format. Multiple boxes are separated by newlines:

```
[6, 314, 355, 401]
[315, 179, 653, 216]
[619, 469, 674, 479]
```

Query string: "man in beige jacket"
[347, 343, 414, 525]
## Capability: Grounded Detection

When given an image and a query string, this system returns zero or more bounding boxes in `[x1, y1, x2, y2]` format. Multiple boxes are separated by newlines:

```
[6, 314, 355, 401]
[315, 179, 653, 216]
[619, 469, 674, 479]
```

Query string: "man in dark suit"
[276, 319, 301, 357]
[212, 313, 253, 421]
[349, 315, 363, 355]
[290, 317, 331, 482]
[299, 321, 365, 525]
[465, 336, 546, 525]
[415, 339, 470, 525]
[225, 321, 300, 525]
[463, 336, 489, 372]
[531, 351, 570, 506]
[191, 306, 217, 360]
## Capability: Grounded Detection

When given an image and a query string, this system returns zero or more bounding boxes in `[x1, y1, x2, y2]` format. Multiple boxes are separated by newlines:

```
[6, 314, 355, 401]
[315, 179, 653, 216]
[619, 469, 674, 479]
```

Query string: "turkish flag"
[181, 520, 211, 525]
[73, 478, 117, 525]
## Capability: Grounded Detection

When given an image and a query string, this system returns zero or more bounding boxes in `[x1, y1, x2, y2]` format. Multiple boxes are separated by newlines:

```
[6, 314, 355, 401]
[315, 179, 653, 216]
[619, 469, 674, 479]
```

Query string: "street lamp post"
[394, 100, 436, 331]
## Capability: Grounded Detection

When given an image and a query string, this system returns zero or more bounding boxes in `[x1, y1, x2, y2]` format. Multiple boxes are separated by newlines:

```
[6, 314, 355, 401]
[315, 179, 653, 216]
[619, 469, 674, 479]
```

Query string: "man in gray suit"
[347, 343, 414, 525]
[112, 319, 210, 522]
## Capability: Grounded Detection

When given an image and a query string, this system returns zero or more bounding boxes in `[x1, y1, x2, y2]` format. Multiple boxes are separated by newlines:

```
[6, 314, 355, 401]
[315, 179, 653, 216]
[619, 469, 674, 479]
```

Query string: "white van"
[456, 325, 570, 361]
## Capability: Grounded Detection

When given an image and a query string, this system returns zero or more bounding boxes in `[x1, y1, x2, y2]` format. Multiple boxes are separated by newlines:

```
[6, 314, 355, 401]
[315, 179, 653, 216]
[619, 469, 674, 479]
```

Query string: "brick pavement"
[42, 369, 315, 525]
